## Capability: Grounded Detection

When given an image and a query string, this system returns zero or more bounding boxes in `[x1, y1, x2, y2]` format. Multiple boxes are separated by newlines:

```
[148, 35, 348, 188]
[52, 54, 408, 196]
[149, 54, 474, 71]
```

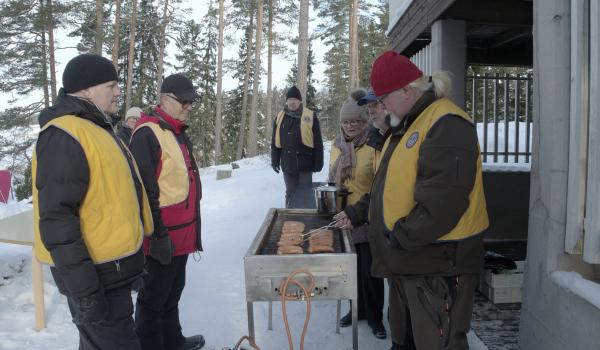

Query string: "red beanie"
[370, 51, 423, 97]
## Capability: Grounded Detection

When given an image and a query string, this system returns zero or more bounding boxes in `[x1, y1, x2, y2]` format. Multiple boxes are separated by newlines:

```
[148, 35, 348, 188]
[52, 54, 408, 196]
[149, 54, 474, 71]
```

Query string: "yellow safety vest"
[132, 122, 189, 207]
[33, 115, 153, 265]
[378, 98, 489, 241]
[274, 107, 314, 148]
[329, 144, 377, 205]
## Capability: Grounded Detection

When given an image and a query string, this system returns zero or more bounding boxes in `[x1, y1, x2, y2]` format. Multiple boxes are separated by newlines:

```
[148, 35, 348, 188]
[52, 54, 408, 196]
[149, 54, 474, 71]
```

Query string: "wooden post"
[32, 251, 45, 331]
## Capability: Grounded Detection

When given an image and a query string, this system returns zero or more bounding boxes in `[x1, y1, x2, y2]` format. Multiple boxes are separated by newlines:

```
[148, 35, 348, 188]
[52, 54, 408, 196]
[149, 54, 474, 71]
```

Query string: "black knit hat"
[160, 74, 200, 102]
[286, 85, 302, 101]
[62, 54, 118, 93]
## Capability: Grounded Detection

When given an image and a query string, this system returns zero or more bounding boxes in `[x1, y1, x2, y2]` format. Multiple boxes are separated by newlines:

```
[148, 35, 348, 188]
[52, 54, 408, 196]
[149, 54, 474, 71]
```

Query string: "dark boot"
[339, 312, 352, 328]
[177, 335, 205, 350]
[369, 321, 387, 339]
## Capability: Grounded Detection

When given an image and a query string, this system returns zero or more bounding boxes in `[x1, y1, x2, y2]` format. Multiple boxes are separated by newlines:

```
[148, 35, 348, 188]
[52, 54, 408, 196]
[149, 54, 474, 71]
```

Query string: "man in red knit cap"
[336, 51, 488, 350]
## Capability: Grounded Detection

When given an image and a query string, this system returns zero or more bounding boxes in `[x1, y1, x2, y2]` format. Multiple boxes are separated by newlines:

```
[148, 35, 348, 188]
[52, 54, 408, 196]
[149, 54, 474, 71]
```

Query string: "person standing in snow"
[330, 89, 387, 339]
[33, 53, 154, 350]
[129, 74, 205, 350]
[271, 85, 324, 207]
[336, 51, 489, 350]
[117, 106, 142, 145]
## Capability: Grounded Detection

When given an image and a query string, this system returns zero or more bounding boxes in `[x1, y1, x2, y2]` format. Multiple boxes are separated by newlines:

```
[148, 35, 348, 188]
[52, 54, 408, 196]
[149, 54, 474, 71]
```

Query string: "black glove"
[149, 233, 175, 265]
[272, 164, 280, 173]
[71, 288, 109, 325]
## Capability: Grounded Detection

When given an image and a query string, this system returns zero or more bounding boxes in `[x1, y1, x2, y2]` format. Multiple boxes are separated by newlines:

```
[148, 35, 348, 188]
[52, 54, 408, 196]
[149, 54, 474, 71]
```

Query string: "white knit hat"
[125, 107, 142, 120]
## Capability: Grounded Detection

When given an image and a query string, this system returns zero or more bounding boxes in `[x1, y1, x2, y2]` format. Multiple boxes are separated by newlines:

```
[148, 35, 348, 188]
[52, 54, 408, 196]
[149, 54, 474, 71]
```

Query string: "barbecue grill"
[244, 208, 358, 349]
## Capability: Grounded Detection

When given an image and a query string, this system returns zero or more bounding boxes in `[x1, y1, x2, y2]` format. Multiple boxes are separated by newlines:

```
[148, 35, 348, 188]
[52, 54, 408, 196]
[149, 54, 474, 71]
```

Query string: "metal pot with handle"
[314, 183, 351, 215]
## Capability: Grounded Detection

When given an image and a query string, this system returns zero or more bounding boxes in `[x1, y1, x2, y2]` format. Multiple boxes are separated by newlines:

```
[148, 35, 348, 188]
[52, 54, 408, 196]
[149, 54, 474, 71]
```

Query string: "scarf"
[328, 126, 370, 187]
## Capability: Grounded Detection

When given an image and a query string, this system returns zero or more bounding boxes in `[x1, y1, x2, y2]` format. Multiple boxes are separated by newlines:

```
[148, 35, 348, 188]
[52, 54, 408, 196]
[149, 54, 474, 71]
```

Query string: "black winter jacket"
[117, 125, 133, 145]
[35, 89, 145, 298]
[271, 105, 324, 174]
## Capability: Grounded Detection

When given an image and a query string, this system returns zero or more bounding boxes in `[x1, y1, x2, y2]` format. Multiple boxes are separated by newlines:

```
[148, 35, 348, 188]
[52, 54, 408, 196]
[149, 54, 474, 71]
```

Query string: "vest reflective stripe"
[33, 115, 154, 265]
[379, 98, 489, 241]
[330, 144, 377, 205]
[134, 122, 189, 207]
[275, 107, 314, 148]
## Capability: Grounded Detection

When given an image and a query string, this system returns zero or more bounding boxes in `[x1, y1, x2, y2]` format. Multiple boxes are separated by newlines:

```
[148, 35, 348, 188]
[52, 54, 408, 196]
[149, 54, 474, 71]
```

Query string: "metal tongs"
[302, 218, 342, 242]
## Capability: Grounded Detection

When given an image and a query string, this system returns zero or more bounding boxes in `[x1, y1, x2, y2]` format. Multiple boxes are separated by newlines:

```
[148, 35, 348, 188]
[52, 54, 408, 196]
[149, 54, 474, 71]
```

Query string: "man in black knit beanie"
[33, 53, 154, 350]
[271, 85, 324, 207]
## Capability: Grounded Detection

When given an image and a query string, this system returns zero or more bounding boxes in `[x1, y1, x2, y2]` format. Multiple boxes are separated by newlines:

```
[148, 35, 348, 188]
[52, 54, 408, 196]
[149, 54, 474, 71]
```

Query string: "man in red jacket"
[130, 74, 204, 350]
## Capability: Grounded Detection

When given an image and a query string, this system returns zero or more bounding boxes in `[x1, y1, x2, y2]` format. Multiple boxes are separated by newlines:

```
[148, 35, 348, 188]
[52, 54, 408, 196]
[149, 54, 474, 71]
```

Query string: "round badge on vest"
[406, 131, 419, 148]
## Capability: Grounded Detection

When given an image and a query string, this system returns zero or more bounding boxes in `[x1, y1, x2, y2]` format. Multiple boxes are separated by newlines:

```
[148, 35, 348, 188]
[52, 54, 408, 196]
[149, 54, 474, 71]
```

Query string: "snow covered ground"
[0, 143, 488, 350]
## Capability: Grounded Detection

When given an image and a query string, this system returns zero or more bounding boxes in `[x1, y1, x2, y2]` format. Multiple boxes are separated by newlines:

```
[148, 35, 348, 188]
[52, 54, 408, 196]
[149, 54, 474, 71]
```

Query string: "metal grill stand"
[244, 209, 358, 349]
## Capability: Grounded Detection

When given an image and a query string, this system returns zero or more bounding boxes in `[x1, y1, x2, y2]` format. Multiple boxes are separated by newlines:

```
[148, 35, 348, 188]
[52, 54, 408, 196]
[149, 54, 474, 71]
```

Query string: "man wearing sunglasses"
[129, 74, 205, 350]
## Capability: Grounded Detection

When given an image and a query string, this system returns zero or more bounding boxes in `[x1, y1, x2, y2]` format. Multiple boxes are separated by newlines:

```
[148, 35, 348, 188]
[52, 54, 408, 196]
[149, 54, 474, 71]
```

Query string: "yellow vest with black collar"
[274, 107, 314, 148]
[33, 115, 154, 265]
[132, 122, 189, 207]
[377, 98, 489, 241]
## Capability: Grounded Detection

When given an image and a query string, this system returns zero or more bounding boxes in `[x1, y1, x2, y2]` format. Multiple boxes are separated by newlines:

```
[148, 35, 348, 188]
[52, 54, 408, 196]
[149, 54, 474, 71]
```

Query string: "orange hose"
[279, 269, 316, 350]
[233, 335, 261, 350]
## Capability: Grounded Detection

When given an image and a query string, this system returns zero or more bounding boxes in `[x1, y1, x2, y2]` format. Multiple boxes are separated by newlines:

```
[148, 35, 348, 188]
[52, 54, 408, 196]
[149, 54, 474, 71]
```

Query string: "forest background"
[0, 0, 389, 200]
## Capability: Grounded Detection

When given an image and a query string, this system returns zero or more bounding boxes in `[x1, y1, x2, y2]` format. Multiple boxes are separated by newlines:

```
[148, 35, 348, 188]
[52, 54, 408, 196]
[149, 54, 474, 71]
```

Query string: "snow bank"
[0, 199, 32, 220]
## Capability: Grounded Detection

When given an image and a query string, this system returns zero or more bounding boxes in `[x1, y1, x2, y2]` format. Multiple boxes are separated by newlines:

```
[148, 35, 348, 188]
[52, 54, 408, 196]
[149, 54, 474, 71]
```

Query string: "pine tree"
[175, 3, 218, 166]
[0, 0, 71, 197]
[286, 45, 317, 110]
[131, 0, 162, 106]
[358, 0, 387, 86]
[313, 0, 350, 137]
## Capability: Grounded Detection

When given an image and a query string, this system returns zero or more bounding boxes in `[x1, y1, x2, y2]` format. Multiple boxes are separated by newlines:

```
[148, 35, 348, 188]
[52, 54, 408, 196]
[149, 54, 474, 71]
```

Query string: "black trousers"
[135, 255, 189, 350]
[388, 274, 479, 350]
[67, 283, 141, 350]
[283, 171, 312, 207]
[354, 242, 385, 324]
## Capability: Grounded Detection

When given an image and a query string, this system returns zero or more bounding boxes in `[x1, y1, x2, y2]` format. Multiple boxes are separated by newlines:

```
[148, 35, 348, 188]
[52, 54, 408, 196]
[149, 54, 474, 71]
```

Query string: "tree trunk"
[236, 14, 254, 160]
[265, 0, 273, 152]
[156, 0, 169, 99]
[111, 0, 121, 70]
[348, 0, 358, 90]
[297, 0, 309, 100]
[95, 0, 104, 54]
[39, 0, 50, 108]
[247, 0, 264, 157]
[125, 0, 137, 111]
[46, 0, 57, 103]
[214, 0, 224, 164]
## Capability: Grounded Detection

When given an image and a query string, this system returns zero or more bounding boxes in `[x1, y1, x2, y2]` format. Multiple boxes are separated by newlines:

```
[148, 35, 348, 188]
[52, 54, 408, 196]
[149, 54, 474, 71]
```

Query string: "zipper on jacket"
[115, 260, 122, 277]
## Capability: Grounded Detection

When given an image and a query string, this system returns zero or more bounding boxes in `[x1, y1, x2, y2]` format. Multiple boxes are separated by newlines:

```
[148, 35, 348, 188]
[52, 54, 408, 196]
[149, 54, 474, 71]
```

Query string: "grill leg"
[247, 302, 255, 341]
[268, 301, 273, 330]
[335, 300, 341, 334]
[351, 298, 358, 350]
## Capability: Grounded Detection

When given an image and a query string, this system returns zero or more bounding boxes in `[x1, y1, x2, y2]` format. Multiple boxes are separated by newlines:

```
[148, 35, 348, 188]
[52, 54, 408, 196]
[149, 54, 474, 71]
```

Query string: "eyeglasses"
[165, 94, 193, 108]
[342, 120, 366, 126]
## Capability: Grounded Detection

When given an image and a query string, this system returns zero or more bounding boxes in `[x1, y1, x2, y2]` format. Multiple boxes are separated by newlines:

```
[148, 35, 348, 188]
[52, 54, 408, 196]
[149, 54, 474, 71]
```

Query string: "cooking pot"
[314, 183, 350, 215]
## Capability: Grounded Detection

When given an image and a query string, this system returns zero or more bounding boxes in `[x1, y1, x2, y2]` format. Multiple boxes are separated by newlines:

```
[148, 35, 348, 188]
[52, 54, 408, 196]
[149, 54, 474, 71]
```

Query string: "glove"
[272, 164, 280, 173]
[149, 233, 175, 265]
[71, 288, 109, 325]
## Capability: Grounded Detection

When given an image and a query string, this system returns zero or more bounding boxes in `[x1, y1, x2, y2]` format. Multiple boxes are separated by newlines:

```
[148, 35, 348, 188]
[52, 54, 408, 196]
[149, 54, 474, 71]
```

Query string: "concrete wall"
[519, 1, 600, 349]
[431, 19, 467, 108]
